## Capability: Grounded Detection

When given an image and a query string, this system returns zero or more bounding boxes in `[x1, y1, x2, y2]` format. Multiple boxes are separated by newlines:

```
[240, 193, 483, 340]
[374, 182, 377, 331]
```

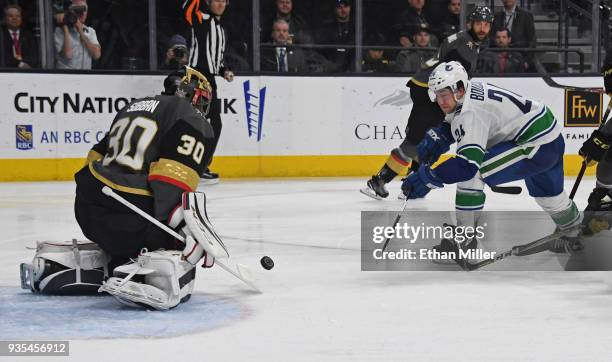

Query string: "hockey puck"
[260, 256, 274, 270]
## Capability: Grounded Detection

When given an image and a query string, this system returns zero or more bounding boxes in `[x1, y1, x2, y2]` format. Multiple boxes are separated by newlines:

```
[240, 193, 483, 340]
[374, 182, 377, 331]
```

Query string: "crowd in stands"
[0, 0, 554, 74]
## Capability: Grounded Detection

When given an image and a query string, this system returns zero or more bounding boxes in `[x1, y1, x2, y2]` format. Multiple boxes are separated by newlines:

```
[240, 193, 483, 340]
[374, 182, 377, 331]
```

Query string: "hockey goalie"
[20, 66, 228, 310]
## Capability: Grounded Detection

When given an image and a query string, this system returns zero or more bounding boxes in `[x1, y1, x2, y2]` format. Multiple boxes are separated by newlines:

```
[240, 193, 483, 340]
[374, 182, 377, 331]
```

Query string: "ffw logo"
[243, 80, 266, 142]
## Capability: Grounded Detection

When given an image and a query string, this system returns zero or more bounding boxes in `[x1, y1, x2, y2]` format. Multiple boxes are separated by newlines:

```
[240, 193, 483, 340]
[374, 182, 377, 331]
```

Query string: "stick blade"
[490, 185, 523, 195]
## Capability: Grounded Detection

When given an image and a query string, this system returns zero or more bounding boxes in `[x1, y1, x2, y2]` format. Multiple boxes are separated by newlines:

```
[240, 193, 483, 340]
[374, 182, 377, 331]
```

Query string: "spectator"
[1, 5, 38, 68]
[393, 0, 431, 48]
[437, 0, 460, 41]
[394, 24, 436, 73]
[263, 0, 312, 44]
[316, 0, 354, 72]
[261, 19, 307, 72]
[492, 0, 536, 48]
[361, 33, 392, 72]
[161, 34, 189, 70]
[54, 0, 101, 70]
[478, 28, 525, 74]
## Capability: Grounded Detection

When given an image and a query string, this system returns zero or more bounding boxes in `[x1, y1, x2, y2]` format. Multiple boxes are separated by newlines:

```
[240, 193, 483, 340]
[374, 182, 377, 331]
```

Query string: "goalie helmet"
[163, 66, 213, 115]
[428, 61, 469, 102]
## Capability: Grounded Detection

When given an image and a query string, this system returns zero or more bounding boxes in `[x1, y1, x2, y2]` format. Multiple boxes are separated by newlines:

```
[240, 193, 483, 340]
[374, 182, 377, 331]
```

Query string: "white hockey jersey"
[445, 81, 561, 168]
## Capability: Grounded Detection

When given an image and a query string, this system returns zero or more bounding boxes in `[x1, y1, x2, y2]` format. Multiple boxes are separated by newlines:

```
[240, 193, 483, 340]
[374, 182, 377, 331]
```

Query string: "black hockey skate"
[360, 175, 389, 200]
[200, 168, 219, 185]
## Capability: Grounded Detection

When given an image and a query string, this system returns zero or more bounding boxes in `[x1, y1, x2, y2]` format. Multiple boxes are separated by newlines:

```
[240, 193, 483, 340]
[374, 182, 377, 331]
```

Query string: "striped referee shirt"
[183, 0, 227, 87]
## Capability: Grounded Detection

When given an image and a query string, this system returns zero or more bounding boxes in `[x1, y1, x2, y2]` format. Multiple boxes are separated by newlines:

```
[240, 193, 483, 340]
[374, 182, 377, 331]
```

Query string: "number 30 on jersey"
[177, 135, 205, 164]
[103, 116, 205, 171]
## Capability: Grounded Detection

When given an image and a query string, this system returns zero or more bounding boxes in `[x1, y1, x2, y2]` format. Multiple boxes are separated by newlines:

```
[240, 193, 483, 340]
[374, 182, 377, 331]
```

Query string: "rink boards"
[0, 73, 604, 181]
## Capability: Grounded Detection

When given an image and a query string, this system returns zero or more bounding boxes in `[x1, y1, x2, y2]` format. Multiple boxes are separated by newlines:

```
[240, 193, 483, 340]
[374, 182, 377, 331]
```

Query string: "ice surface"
[1, 177, 612, 361]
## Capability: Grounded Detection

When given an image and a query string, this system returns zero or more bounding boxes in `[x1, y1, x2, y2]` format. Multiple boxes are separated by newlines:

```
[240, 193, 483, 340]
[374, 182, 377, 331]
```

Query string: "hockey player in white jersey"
[401, 61, 582, 255]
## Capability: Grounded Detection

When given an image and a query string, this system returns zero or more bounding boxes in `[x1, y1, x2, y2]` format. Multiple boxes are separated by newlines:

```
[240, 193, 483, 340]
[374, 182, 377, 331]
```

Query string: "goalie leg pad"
[20, 239, 109, 294]
[99, 250, 196, 310]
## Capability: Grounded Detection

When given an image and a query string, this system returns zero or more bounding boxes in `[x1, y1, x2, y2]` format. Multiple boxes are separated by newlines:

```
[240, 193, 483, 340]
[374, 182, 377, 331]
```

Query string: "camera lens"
[173, 48, 185, 58]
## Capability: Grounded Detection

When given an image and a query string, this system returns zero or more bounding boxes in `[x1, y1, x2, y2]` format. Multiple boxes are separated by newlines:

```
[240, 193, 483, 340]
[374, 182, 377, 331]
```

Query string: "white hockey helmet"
[428, 61, 469, 102]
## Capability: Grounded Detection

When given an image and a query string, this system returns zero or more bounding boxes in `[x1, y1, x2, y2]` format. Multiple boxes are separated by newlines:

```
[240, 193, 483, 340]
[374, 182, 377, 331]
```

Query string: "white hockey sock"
[534, 192, 582, 230]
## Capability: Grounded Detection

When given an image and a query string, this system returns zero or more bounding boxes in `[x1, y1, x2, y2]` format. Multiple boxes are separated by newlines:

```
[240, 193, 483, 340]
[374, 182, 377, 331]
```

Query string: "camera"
[54, 0, 86, 27]
[167, 45, 188, 69]
[172, 46, 187, 59]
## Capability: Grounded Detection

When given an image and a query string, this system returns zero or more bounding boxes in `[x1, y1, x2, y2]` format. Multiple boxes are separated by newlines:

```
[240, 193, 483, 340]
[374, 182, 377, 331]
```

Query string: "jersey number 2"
[454, 125, 466, 142]
[103, 116, 158, 170]
[487, 88, 532, 114]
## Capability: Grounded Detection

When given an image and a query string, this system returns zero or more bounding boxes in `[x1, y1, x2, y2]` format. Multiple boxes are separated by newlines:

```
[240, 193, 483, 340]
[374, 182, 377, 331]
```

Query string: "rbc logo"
[243, 80, 266, 142]
[16, 125, 33, 150]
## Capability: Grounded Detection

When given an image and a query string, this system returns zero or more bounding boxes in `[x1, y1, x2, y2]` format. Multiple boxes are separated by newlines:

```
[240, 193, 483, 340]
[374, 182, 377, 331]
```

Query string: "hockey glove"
[168, 197, 216, 268]
[417, 122, 454, 164]
[401, 166, 444, 199]
[579, 130, 612, 165]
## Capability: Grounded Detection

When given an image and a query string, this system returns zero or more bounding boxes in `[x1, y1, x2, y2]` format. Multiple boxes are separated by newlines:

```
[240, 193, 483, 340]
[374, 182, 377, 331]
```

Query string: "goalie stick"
[101, 186, 261, 293]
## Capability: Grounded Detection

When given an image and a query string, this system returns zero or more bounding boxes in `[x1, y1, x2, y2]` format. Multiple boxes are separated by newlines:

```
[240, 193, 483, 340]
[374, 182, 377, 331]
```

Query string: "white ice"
[1, 177, 612, 362]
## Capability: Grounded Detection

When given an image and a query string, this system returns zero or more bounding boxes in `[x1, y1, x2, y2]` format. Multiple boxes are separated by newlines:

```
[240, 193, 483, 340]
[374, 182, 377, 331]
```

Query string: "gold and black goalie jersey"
[84, 94, 213, 220]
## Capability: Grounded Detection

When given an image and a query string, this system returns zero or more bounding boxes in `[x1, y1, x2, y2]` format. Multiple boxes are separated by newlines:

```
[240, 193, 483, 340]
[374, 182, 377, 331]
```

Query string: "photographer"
[53, 0, 101, 69]
[161, 34, 189, 70]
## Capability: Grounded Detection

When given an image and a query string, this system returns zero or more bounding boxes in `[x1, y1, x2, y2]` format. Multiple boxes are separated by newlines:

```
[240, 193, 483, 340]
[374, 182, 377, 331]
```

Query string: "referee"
[183, 0, 234, 183]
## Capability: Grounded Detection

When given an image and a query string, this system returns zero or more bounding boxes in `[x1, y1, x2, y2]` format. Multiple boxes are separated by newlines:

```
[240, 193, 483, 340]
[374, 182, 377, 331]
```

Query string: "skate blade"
[397, 193, 407, 200]
[200, 178, 219, 186]
[360, 188, 383, 200]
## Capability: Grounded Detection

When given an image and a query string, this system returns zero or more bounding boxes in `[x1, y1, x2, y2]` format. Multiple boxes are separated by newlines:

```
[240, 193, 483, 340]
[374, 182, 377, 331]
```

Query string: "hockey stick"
[600, 96, 612, 128]
[490, 185, 522, 195]
[101, 186, 261, 292]
[461, 225, 581, 271]
[570, 160, 588, 200]
[568, 98, 612, 199]
[381, 199, 409, 252]
[534, 60, 604, 93]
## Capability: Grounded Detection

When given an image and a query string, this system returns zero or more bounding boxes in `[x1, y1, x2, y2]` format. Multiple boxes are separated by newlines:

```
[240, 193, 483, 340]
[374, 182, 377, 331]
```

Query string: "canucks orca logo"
[373, 89, 412, 107]
[16, 125, 33, 150]
[243, 80, 266, 142]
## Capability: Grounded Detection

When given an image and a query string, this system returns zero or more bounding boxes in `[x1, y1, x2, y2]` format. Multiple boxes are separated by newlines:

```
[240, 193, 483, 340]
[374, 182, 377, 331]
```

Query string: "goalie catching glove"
[168, 191, 229, 267]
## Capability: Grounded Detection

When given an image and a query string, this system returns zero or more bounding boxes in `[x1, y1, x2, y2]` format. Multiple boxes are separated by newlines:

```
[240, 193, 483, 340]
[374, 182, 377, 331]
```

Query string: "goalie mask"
[163, 66, 213, 115]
